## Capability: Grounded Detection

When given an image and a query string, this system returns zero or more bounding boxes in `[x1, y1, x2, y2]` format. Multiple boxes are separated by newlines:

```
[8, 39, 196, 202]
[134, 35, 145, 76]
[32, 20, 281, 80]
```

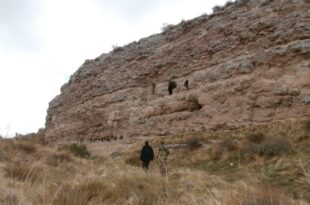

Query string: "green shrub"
[63, 143, 90, 158]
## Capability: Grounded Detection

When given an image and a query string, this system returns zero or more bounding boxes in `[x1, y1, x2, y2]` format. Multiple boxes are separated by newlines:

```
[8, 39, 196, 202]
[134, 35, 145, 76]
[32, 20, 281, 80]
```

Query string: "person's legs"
[159, 158, 167, 175]
[142, 160, 150, 171]
[145, 160, 150, 169]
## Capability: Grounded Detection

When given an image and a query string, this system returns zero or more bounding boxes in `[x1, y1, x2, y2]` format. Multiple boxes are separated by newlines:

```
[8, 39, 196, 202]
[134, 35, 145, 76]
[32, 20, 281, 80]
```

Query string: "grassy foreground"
[0, 119, 309, 205]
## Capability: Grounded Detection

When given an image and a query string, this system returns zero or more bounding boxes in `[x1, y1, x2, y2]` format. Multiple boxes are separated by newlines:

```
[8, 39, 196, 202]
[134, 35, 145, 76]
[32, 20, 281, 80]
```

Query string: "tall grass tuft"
[15, 141, 37, 154]
[4, 163, 44, 184]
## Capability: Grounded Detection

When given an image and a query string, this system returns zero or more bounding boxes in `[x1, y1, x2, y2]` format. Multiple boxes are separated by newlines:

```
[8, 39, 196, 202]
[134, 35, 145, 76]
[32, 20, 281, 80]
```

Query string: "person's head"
[145, 141, 149, 145]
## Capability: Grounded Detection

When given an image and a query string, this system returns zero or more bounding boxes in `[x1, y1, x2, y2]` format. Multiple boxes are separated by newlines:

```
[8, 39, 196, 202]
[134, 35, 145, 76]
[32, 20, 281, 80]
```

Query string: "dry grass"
[14, 141, 37, 154]
[242, 137, 292, 159]
[4, 163, 44, 184]
[61, 143, 90, 158]
[45, 152, 73, 167]
[0, 119, 309, 204]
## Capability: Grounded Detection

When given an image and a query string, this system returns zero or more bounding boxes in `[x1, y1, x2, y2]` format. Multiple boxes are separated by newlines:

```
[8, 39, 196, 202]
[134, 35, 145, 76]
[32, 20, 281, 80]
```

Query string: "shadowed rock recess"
[45, 0, 310, 142]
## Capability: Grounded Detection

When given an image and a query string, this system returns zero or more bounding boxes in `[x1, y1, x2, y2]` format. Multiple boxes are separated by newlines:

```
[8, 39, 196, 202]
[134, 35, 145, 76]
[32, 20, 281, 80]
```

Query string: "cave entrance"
[190, 98, 203, 111]
[184, 80, 189, 90]
[151, 83, 156, 95]
[168, 81, 177, 95]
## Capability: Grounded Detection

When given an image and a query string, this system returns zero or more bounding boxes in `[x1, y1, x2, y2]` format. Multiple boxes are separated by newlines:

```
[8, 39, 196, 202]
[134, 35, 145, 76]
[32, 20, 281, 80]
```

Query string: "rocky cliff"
[45, 0, 310, 142]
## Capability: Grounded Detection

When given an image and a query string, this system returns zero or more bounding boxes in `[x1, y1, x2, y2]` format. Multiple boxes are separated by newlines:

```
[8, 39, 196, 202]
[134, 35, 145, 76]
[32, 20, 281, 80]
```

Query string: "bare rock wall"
[45, 0, 310, 142]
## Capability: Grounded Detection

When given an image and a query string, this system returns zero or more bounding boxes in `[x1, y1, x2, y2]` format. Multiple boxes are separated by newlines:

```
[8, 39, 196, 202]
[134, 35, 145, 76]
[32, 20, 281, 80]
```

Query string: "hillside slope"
[45, 0, 310, 142]
[0, 119, 309, 204]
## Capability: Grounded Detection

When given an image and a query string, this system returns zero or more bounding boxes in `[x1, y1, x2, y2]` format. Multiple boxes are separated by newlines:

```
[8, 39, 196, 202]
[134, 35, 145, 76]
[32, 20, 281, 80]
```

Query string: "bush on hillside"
[225, 1, 234, 7]
[237, 0, 251, 4]
[186, 137, 202, 150]
[213, 5, 223, 13]
[242, 138, 292, 159]
[62, 143, 90, 158]
[46, 152, 73, 167]
[242, 143, 263, 158]
[220, 138, 237, 151]
[112, 44, 123, 52]
[247, 133, 265, 143]
[260, 138, 292, 157]
[161, 23, 174, 32]
[210, 143, 223, 160]
[209, 138, 238, 161]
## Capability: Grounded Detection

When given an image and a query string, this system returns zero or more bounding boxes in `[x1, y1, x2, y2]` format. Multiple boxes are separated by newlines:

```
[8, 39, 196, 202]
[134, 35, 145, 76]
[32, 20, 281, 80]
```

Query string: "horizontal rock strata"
[45, 0, 310, 142]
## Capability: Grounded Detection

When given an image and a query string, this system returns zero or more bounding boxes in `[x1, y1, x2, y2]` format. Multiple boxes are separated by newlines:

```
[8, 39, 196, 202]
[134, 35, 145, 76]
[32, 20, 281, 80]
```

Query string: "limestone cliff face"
[45, 0, 310, 142]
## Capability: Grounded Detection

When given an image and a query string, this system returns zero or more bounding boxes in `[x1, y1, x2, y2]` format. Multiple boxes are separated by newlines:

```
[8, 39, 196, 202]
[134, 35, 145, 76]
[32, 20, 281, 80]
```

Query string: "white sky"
[0, 0, 228, 137]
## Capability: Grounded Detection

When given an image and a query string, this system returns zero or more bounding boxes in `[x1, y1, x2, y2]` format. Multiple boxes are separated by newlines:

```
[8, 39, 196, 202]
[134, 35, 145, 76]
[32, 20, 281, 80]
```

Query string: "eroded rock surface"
[45, 0, 310, 142]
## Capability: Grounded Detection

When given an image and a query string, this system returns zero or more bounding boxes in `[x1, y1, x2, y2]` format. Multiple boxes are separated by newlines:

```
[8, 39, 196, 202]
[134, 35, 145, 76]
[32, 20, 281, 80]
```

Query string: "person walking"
[157, 141, 169, 175]
[140, 141, 154, 171]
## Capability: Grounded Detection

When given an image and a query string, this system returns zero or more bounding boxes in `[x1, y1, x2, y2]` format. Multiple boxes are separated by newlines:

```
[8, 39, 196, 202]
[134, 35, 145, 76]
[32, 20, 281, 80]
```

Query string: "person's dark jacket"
[140, 144, 154, 161]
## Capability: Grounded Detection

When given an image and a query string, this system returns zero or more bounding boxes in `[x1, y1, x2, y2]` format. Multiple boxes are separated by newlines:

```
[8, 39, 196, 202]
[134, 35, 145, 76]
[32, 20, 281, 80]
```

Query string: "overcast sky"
[0, 0, 228, 137]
